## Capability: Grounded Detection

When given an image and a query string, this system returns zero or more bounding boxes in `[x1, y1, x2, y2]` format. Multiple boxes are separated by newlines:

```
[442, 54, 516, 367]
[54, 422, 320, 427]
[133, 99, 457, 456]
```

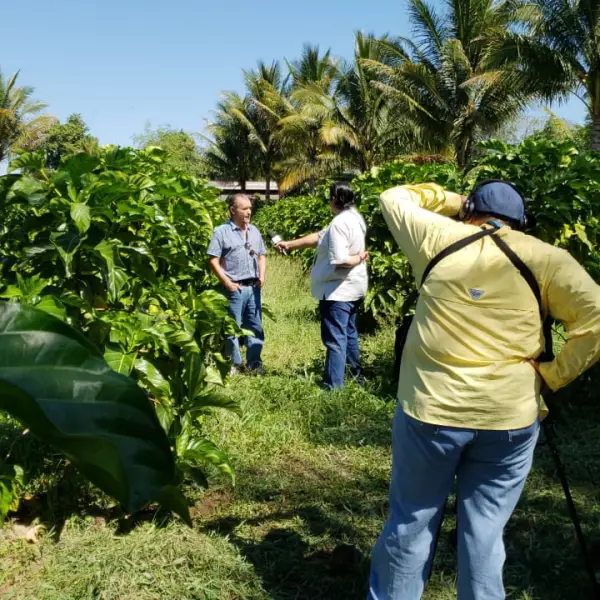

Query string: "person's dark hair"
[330, 182, 355, 210]
[470, 210, 521, 230]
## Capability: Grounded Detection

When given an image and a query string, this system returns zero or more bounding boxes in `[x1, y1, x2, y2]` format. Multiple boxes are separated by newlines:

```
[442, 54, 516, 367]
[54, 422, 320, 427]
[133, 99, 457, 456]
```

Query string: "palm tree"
[203, 95, 260, 192]
[0, 70, 55, 163]
[276, 45, 341, 192]
[286, 44, 338, 92]
[241, 61, 288, 199]
[364, 0, 528, 168]
[492, 0, 600, 150]
[327, 32, 420, 172]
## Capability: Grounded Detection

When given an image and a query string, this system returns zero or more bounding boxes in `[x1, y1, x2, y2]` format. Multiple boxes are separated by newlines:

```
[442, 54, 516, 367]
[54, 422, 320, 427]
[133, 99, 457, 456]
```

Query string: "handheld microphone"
[268, 229, 287, 255]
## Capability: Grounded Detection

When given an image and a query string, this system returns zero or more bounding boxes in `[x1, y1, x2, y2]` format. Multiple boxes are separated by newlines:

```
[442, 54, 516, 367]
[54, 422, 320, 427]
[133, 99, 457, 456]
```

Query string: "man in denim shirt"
[208, 194, 267, 375]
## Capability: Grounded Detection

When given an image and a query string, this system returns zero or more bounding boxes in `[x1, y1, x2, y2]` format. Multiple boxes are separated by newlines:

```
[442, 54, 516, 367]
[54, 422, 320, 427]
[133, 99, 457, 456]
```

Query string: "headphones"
[459, 179, 529, 231]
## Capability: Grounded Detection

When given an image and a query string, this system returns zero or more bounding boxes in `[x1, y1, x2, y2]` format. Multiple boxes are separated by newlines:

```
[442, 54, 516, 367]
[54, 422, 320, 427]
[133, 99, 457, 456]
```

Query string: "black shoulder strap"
[491, 235, 555, 362]
[420, 228, 496, 287]
[490, 236, 542, 315]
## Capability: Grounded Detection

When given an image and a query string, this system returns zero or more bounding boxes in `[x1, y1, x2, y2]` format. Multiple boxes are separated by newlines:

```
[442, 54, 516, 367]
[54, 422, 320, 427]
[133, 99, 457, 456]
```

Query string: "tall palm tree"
[364, 0, 528, 168]
[241, 61, 288, 199]
[276, 45, 341, 192]
[286, 44, 338, 92]
[492, 0, 600, 150]
[203, 95, 260, 192]
[326, 32, 419, 172]
[0, 70, 55, 163]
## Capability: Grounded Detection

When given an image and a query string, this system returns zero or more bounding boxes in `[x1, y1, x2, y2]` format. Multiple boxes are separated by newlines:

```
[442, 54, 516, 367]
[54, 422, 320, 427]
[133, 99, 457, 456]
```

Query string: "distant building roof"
[209, 181, 279, 192]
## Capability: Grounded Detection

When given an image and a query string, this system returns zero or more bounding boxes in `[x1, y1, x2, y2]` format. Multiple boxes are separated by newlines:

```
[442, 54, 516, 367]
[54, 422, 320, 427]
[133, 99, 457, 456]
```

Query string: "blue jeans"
[319, 300, 363, 389]
[368, 406, 540, 600]
[224, 285, 264, 368]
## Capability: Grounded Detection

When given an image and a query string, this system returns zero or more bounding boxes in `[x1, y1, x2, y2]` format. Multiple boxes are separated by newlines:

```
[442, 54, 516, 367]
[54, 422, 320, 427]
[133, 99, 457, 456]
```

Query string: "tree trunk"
[265, 171, 271, 201]
[455, 136, 473, 172]
[592, 113, 600, 152]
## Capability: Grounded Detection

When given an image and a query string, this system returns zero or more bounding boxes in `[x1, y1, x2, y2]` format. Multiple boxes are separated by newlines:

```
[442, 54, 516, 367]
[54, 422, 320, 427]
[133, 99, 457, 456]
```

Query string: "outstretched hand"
[275, 241, 291, 254]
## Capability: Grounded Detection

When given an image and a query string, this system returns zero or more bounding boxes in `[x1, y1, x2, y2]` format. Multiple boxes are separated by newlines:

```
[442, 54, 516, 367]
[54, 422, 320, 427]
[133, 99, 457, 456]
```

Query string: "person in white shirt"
[276, 183, 369, 389]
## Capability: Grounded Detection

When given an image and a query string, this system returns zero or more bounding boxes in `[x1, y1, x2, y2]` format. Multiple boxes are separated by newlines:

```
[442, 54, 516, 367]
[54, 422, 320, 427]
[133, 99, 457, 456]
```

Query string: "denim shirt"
[207, 220, 266, 281]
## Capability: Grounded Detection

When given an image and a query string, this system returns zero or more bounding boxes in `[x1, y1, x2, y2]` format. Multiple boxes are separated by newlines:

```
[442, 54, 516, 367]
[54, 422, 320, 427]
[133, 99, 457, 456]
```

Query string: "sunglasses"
[244, 242, 256, 257]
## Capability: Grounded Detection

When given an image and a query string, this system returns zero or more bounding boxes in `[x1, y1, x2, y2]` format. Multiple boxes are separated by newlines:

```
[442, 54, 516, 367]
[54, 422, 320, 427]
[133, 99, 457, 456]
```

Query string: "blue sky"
[1, 0, 587, 147]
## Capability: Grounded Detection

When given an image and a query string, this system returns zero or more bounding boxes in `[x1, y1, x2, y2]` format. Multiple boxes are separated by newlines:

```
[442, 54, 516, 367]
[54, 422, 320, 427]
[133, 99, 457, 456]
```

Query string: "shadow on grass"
[198, 415, 600, 600]
[0, 418, 175, 540]
[203, 505, 370, 600]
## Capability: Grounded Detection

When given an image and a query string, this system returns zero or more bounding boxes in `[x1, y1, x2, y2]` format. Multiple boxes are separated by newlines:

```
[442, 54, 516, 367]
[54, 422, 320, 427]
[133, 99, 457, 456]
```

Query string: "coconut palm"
[0, 70, 55, 163]
[276, 45, 341, 192]
[241, 61, 288, 199]
[203, 95, 260, 192]
[492, 0, 600, 150]
[327, 32, 421, 171]
[363, 0, 528, 168]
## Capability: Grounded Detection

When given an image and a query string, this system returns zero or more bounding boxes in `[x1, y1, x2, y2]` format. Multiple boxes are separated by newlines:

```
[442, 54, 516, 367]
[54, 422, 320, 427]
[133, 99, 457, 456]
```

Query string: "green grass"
[1, 254, 599, 599]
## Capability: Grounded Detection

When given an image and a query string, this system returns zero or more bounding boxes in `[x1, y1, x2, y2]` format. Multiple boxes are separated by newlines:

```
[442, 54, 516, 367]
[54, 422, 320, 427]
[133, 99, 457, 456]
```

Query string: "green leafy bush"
[255, 141, 600, 321]
[0, 301, 189, 524]
[254, 160, 462, 319]
[0, 146, 238, 519]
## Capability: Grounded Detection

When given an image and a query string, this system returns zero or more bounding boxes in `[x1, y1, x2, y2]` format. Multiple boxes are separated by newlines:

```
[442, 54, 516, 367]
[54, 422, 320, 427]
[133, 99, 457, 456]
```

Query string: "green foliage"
[254, 160, 461, 319]
[0, 301, 189, 523]
[472, 138, 600, 279]
[0, 146, 238, 519]
[134, 125, 206, 178]
[255, 139, 600, 321]
[35, 113, 99, 169]
[0, 463, 24, 525]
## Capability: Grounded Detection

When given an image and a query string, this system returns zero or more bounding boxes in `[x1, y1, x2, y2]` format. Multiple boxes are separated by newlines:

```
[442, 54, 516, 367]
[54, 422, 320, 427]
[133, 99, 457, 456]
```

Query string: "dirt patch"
[190, 488, 235, 519]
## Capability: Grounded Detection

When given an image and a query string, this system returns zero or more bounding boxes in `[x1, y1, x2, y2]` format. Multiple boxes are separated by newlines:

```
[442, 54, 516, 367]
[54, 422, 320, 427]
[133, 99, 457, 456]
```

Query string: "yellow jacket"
[380, 183, 600, 430]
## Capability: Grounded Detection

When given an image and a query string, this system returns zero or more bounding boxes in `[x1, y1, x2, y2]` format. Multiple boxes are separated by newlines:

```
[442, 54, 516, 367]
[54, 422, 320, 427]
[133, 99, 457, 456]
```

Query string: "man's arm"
[537, 250, 600, 391]
[208, 257, 240, 292]
[276, 232, 320, 252]
[258, 254, 266, 287]
[207, 229, 240, 292]
[379, 183, 464, 270]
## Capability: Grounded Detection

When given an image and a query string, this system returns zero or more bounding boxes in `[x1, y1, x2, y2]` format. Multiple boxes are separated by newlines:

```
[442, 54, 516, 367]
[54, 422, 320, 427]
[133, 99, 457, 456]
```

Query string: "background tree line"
[2, 0, 599, 192]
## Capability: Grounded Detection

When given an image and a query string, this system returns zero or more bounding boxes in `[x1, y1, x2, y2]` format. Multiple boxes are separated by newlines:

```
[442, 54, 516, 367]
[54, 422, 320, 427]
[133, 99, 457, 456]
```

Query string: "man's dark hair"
[470, 210, 521, 230]
[330, 182, 355, 210]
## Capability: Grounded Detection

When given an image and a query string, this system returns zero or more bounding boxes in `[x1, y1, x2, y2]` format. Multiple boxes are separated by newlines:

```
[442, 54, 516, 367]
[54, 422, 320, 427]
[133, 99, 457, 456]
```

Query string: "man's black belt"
[234, 278, 258, 286]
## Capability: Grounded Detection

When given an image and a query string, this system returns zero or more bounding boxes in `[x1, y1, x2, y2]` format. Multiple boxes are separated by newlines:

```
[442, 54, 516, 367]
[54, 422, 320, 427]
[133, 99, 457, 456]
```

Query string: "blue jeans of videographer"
[367, 406, 539, 600]
[225, 285, 264, 368]
[319, 299, 364, 389]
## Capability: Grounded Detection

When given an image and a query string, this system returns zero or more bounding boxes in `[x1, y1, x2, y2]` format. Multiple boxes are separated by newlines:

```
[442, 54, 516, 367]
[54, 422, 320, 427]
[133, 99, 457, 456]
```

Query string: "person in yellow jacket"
[367, 180, 600, 600]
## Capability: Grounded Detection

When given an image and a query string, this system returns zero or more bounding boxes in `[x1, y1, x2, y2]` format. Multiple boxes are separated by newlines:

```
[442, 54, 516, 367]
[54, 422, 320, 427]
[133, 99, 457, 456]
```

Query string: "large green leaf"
[0, 301, 190, 523]
[50, 230, 82, 278]
[94, 240, 128, 303]
[104, 344, 136, 375]
[135, 358, 172, 399]
[0, 464, 24, 524]
[70, 202, 91, 234]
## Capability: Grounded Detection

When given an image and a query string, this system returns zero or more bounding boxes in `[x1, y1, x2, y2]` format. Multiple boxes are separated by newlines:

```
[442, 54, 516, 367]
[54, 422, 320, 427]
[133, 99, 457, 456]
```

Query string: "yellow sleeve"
[379, 183, 464, 270]
[538, 249, 600, 391]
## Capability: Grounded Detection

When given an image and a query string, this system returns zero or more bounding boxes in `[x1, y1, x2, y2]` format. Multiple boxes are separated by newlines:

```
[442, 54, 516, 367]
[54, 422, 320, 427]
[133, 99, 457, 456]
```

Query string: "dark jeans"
[319, 299, 364, 389]
[225, 285, 264, 368]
